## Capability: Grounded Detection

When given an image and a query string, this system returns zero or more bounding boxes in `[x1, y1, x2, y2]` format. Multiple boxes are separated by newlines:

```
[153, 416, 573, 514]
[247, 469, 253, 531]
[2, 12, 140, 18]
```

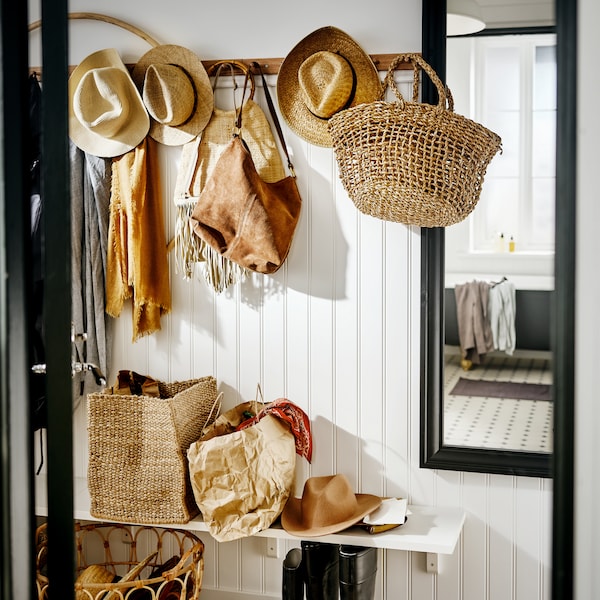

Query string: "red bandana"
[237, 399, 312, 462]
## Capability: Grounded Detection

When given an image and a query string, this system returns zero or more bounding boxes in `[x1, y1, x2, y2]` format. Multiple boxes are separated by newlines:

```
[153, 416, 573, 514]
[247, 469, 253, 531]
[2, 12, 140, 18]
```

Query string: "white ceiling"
[479, 0, 555, 29]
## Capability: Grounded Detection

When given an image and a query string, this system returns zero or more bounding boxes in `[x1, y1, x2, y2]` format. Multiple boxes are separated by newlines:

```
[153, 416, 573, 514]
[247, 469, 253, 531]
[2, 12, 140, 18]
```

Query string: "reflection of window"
[446, 34, 556, 281]
[475, 35, 556, 252]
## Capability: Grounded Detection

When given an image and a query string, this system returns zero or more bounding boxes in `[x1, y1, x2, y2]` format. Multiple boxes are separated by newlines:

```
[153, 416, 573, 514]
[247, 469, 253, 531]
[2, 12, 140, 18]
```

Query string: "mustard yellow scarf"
[106, 138, 171, 341]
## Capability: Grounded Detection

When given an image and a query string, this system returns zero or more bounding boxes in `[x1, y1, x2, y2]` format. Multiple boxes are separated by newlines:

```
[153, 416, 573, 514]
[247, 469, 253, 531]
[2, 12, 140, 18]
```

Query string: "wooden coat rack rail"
[29, 54, 415, 79]
[28, 12, 417, 78]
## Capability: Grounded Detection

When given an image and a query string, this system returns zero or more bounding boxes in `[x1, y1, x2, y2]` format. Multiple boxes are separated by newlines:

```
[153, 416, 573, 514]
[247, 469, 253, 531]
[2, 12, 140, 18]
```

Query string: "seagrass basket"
[36, 521, 204, 600]
[329, 53, 502, 228]
[87, 376, 220, 524]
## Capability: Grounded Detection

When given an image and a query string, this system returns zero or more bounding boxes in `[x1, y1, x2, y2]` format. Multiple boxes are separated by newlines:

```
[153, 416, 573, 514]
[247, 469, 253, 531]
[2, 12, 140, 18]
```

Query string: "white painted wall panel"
[29, 0, 553, 598]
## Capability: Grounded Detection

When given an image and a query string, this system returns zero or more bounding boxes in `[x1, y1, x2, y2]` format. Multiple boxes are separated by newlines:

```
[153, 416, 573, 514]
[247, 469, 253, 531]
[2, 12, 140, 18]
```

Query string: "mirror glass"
[419, 3, 564, 477]
[443, 31, 556, 455]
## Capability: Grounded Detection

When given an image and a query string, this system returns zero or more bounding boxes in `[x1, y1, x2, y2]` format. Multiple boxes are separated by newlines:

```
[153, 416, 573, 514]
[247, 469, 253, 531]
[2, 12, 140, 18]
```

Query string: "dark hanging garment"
[28, 73, 47, 433]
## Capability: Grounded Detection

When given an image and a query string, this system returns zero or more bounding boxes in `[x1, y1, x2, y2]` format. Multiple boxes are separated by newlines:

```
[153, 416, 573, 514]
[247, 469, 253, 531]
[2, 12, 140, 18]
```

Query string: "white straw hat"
[68, 48, 150, 157]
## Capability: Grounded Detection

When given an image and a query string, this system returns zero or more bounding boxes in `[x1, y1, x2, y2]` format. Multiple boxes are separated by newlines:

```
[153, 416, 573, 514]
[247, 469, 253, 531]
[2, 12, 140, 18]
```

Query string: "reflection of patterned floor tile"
[443, 349, 553, 453]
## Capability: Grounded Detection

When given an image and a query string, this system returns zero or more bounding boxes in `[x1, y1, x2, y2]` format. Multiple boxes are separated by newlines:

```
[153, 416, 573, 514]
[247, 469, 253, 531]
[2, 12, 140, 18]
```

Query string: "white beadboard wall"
[29, 0, 553, 598]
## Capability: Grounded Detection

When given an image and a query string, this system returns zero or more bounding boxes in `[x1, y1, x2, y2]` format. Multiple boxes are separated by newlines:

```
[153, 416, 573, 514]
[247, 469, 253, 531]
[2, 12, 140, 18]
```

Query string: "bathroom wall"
[29, 1, 553, 598]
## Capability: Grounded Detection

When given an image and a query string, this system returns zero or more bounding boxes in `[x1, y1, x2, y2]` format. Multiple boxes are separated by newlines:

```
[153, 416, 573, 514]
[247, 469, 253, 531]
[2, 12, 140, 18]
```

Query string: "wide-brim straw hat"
[281, 474, 382, 537]
[132, 44, 214, 146]
[277, 26, 382, 148]
[69, 48, 150, 158]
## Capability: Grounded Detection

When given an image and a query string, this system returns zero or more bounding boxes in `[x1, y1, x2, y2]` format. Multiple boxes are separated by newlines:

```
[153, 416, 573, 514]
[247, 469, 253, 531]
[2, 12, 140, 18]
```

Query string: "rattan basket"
[329, 53, 502, 228]
[87, 376, 220, 524]
[36, 521, 204, 600]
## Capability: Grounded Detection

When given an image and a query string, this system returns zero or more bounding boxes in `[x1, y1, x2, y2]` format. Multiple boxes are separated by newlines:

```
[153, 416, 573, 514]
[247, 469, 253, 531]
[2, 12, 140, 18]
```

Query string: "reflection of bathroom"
[443, 32, 555, 453]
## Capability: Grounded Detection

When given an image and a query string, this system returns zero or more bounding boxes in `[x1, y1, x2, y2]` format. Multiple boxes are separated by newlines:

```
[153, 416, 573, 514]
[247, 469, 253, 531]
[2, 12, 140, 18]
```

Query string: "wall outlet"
[265, 538, 281, 559]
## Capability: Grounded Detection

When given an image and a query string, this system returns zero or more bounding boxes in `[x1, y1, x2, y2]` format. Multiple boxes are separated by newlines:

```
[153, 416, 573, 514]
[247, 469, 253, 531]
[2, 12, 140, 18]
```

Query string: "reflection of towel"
[454, 281, 495, 364]
[488, 279, 516, 355]
[106, 138, 171, 341]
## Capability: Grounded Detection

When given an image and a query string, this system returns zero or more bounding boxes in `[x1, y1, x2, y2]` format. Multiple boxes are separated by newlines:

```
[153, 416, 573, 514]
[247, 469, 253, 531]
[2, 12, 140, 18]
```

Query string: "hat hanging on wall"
[68, 48, 150, 158]
[132, 44, 214, 146]
[277, 26, 382, 148]
[281, 474, 382, 537]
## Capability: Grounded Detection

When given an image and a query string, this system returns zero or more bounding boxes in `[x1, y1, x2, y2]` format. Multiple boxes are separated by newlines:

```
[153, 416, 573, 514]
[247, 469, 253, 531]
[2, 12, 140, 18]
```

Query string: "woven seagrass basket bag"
[329, 53, 502, 228]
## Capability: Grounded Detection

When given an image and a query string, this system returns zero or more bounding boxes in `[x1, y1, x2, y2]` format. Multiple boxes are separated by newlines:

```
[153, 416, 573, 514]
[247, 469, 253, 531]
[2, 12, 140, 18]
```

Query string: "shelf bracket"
[426, 552, 439, 574]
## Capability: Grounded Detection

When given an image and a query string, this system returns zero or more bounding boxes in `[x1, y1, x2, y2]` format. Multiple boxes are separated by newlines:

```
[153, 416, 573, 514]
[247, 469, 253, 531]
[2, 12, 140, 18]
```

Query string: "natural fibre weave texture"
[329, 53, 502, 228]
[87, 376, 218, 524]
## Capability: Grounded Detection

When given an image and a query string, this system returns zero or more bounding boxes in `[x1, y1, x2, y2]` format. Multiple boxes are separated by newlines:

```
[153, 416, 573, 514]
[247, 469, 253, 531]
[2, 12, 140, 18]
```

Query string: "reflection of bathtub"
[444, 286, 552, 352]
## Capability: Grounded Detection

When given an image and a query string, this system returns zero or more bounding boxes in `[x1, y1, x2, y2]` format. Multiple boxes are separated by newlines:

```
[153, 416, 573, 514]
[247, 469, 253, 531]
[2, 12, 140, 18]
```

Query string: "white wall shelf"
[35, 476, 465, 559]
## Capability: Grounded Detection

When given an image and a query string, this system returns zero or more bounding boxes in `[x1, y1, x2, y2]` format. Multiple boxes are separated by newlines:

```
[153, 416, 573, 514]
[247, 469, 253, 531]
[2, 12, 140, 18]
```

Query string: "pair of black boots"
[282, 541, 377, 600]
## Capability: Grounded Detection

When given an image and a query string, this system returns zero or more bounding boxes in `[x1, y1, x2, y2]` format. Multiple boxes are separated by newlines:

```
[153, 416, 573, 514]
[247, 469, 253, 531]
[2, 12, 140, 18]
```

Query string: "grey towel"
[70, 141, 113, 401]
[454, 280, 495, 365]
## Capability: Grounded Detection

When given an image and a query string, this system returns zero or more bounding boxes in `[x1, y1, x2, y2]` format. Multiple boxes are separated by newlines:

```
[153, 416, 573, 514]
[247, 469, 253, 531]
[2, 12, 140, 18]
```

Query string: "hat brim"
[132, 44, 214, 146]
[281, 493, 382, 537]
[68, 48, 150, 158]
[277, 26, 382, 148]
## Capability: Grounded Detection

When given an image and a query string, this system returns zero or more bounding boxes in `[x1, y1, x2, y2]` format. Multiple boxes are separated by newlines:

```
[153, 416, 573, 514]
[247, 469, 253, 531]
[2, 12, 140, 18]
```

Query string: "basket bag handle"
[382, 53, 454, 113]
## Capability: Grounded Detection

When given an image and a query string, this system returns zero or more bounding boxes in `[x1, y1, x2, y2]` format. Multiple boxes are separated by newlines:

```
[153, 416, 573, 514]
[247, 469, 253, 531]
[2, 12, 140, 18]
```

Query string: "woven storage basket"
[329, 53, 502, 228]
[36, 521, 204, 600]
[87, 376, 219, 524]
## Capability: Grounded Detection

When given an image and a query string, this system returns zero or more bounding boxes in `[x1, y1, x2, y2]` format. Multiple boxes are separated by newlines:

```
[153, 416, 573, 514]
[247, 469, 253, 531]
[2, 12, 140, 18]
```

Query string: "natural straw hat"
[69, 48, 150, 158]
[132, 44, 214, 146]
[277, 26, 382, 147]
[281, 474, 382, 537]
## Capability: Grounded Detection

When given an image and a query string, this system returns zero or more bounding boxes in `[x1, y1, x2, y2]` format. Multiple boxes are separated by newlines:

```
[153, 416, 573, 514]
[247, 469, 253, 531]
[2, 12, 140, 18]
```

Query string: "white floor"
[443, 349, 553, 453]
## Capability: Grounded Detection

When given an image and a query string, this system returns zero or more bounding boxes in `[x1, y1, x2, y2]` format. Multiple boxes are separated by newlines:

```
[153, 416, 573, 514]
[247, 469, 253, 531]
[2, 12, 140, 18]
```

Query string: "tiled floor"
[443, 349, 553, 453]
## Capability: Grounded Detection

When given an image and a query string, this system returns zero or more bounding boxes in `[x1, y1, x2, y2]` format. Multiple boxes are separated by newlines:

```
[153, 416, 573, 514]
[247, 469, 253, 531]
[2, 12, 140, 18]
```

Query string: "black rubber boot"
[339, 545, 378, 600]
[282, 547, 304, 600]
[301, 541, 340, 600]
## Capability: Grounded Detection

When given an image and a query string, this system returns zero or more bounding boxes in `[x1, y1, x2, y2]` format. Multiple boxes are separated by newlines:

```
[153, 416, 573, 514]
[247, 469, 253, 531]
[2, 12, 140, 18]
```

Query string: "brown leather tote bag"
[191, 63, 301, 274]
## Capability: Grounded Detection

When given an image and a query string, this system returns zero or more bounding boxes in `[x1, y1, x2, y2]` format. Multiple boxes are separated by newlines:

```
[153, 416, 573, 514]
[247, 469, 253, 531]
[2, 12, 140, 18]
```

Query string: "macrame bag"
[173, 61, 289, 290]
[190, 63, 302, 275]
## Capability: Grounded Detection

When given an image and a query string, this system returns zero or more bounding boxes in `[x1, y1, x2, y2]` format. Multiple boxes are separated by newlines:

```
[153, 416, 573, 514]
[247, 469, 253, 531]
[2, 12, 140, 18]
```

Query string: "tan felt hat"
[277, 26, 382, 147]
[132, 44, 214, 146]
[281, 474, 382, 537]
[69, 48, 150, 157]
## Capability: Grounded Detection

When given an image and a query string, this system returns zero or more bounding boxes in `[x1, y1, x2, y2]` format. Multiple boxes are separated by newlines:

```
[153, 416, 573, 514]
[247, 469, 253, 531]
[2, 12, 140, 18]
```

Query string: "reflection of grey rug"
[450, 377, 552, 402]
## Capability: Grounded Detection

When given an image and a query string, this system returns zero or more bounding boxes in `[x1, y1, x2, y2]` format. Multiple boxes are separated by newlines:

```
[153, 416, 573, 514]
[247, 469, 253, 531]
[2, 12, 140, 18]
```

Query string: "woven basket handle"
[383, 53, 452, 112]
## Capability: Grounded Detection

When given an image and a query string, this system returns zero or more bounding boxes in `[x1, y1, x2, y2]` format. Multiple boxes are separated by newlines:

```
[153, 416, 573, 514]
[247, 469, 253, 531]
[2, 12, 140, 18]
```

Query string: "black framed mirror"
[420, 0, 574, 480]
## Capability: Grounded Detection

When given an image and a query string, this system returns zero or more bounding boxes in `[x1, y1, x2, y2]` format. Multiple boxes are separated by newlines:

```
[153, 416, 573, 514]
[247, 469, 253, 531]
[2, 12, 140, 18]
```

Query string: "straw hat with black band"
[281, 474, 382, 537]
[69, 48, 150, 158]
[132, 44, 214, 146]
[277, 26, 382, 148]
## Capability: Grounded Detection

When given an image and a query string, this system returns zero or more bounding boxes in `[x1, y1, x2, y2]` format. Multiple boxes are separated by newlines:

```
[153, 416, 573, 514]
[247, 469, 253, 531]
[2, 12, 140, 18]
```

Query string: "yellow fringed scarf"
[106, 138, 171, 341]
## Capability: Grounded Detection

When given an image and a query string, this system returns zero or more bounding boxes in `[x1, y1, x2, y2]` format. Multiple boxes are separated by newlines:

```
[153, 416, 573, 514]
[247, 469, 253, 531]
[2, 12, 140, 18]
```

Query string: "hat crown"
[300, 475, 358, 529]
[298, 51, 355, 119]
[73, 67, 135, 137]
[143, 63, 196, 127]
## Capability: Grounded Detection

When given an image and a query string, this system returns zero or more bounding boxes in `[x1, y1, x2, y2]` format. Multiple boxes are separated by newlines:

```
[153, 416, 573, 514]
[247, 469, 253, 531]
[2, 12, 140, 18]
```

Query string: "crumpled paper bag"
[187, 413, 296, 542]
